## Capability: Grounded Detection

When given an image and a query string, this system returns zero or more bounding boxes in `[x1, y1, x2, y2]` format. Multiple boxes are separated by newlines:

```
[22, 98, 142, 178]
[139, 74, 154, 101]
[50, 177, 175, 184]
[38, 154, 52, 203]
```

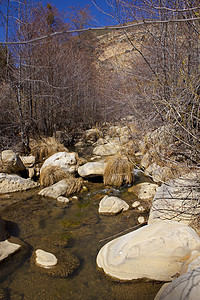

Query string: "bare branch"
[1, 16, 200, 45]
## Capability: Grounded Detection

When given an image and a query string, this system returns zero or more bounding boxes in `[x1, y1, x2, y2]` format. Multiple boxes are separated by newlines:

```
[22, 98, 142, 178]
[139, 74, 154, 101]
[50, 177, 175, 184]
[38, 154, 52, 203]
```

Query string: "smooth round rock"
[35, 249, 57, 268]
[78, 162, 106, 177]
[57, 196, 70, 203]
[132, 201, 140, 208]
[138, 216, 145, 224]
[96, 221, 200, 281]
[99, 195, 129, 215]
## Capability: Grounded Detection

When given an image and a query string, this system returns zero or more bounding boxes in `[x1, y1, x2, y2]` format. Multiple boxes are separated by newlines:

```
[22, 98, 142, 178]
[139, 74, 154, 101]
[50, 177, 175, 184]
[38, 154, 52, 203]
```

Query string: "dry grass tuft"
[40, 165, 72, 187]
[64, 177, 83, 196]
[103, 155, 134, 187]
[30, 137, 68, 162]
[40, 165, 83, 196]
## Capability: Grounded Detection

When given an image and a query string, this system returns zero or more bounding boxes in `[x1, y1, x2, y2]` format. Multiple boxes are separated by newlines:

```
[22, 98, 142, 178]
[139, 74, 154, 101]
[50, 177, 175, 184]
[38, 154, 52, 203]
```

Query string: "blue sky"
[48, 0, 116, 26]
[0, 0, 117, 42]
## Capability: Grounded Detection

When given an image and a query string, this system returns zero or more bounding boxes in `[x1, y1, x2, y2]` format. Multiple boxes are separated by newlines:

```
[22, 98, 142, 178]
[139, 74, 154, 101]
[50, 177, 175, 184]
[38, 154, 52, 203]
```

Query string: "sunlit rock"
[40, 152, 77, 175]
[138, 205, 145, 212]
[31, 236, 80, 278]
[27, 167, 35, 178]
[20, 155, 35, 168]
[132, 200, 140, 208]
[57, 196, 70, 203]
[96, 221, 200, 281]
[93, 142, 121, 156]
[38, 180, 68, 199]
[78, 162, 106, 178]
[128, 182, 158, 200]
[137, 216, 145, 224]
[0, 240, 21, 262]
[0, 150, 25, 174]
[154, 267, 200, 300]
[0, 173, 39, 194]
[99, 195, 129, 215]
[35, 249, 57, 268]
[180, 250, 200, 275]
[148, 172, 200, 226]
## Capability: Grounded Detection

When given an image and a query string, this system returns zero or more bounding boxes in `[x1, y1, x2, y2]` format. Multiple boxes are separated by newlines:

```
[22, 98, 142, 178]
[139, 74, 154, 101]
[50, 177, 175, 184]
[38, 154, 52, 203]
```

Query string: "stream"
[0, 176, 163, 300]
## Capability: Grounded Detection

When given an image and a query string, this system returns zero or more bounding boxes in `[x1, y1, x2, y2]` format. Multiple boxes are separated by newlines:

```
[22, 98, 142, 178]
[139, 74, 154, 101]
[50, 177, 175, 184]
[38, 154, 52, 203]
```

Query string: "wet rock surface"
[0, 236, 29, 282]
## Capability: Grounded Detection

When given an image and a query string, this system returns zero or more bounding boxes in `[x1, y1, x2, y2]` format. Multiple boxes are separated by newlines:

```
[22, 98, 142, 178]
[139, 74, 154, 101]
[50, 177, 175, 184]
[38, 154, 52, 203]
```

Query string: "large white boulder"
[98, 195, 129, 214]
[148, 172, 200, 225]
[40, 152, 77, 175]
[78, 162, 107, 178]
[155, 267, 200, 300]
[38, 180, 68, 199]
[0, 173, 39, 194]
[96, 221, 200, 281]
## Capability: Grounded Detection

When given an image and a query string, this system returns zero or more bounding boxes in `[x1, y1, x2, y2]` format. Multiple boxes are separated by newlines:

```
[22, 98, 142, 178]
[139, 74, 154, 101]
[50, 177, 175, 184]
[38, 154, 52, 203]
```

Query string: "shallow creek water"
[0, 178, 163, 300]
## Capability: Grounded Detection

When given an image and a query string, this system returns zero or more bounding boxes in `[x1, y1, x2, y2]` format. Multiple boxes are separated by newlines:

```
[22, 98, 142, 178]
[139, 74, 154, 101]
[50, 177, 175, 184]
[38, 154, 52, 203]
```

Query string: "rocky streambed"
[1, 123, 200, 299]
[0, 180, 163, 300]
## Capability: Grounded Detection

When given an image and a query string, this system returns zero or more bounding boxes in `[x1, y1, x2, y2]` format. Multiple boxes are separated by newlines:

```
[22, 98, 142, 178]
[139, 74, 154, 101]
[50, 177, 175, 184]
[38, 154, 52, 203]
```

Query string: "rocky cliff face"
[95, 27, 146, 71]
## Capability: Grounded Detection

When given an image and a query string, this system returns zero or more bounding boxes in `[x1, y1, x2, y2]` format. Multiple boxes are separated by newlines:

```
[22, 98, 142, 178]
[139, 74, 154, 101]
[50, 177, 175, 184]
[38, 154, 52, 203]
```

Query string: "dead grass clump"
[103, 155, 134, 187]
[40, 165, 72, 187]
[64, 177, 83, 196]
[30, 137, 68, 162]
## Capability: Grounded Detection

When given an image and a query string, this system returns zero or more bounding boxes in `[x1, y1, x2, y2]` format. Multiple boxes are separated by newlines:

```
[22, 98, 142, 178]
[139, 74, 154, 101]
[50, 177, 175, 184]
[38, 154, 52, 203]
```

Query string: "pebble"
[132, 201, 140, 208]
[138, 216, 145, 224]
[138, 206, 145, 212]
[57, 196, 70, 203]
